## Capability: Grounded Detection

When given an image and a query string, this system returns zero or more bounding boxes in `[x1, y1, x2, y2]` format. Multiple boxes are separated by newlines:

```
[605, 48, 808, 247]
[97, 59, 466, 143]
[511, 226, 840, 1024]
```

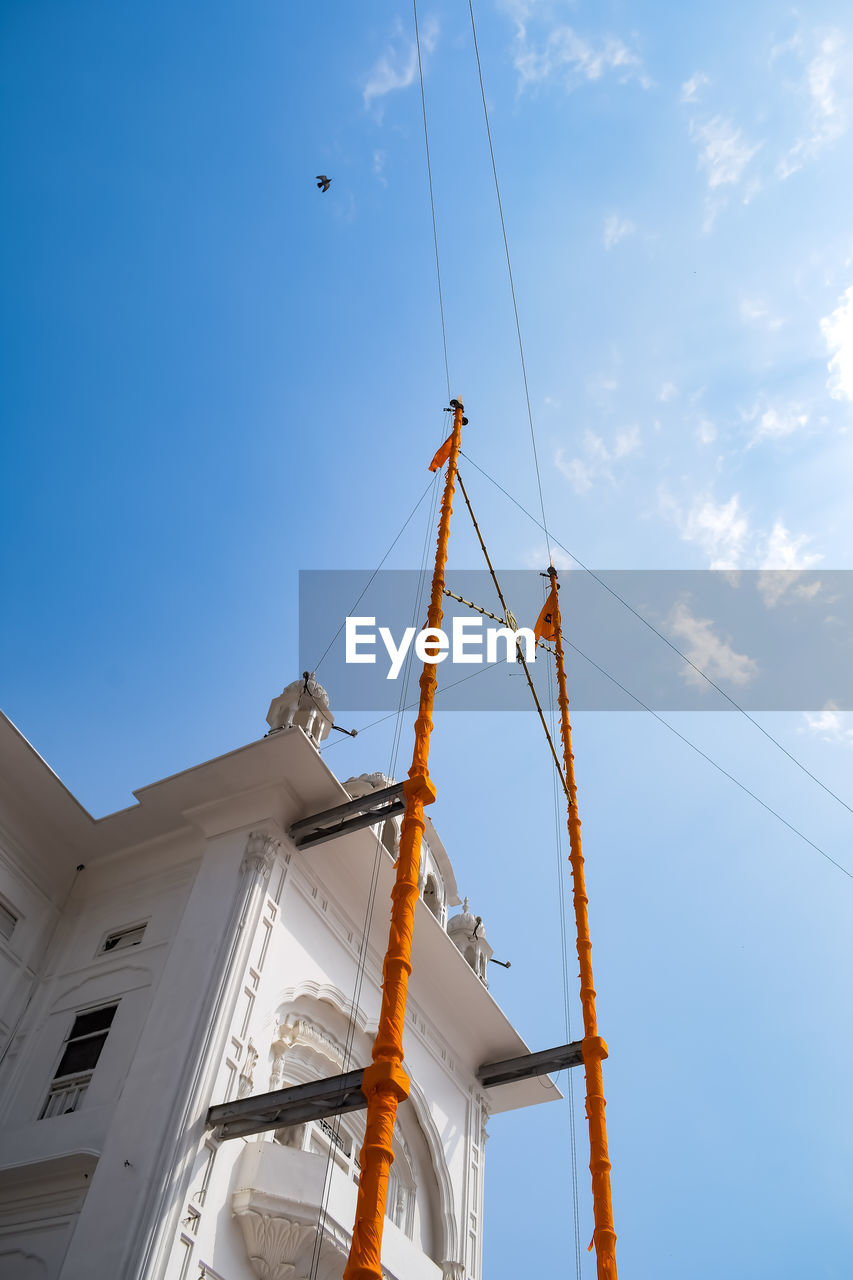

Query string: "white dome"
[267, 673, 333, 745]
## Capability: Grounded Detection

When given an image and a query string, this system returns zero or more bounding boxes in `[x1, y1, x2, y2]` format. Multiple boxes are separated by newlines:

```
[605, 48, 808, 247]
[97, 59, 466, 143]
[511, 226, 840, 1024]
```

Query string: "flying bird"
[316, 175, 331, 193]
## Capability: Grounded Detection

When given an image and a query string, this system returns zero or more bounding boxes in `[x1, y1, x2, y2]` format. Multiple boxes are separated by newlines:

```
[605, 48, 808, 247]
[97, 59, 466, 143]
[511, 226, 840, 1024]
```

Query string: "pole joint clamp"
[404, 774, 438, 805]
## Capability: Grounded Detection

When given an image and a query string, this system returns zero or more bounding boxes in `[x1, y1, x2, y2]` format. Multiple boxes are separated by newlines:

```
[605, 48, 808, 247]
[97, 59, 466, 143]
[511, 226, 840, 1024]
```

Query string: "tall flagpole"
[343, 398, 465, 1280]
[548, 564, 618, 1280]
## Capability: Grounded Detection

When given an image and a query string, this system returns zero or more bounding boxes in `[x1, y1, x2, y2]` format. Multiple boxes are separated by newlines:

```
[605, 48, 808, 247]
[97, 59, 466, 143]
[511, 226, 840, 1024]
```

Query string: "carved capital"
[441, 1263, 466, 1280]
[234, 1210, 315, 1280]
[241, 832, 281, 879]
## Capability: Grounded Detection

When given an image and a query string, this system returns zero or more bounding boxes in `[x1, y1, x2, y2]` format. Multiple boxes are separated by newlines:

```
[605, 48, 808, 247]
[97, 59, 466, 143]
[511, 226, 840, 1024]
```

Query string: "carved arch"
[274, 981, 370, 1034]
[262, 994, 457, 1262]
[406, 1078, 458, 1265]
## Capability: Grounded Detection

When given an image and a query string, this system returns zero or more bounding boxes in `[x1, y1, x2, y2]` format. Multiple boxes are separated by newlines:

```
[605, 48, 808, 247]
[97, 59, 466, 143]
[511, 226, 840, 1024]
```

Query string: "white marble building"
[0, 679, 558, 1280]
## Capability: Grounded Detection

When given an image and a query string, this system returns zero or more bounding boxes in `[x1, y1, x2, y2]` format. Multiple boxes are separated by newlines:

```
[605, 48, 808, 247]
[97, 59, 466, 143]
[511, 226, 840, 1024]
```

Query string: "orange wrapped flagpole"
[343, 398, 465, 1280]
[548, 564, 618, 1280]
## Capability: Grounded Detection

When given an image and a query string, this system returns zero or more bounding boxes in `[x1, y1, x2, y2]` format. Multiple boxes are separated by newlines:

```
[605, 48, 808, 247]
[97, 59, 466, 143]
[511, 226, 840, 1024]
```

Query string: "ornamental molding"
[406, 1078, 458, 1263]
[238, 1041, 258, 1099]
[241, 831, 281, 879]
[233, 1209, 315, 1280]
[441, 1264, 466, 1280]
[275, 982, 370, 1033]
[269, 1014, 346, 1090]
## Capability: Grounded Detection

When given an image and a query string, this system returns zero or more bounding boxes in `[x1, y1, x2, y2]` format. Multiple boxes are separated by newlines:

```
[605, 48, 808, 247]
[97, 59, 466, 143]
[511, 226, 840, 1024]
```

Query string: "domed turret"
[343, 773, 399, 857]
[343, 772, 394, 799]
[267, 672, 333, 746]
[447, 897, 493, 987]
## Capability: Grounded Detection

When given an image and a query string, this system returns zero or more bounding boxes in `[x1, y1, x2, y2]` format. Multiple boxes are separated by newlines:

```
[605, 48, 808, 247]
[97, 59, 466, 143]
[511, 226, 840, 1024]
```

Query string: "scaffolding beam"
[288, 782, 406, 851]
[207, 1039, 583, 1141]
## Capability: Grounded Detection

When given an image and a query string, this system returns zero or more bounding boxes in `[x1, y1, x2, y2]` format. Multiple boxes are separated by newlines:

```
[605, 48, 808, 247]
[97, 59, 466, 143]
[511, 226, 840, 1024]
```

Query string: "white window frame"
[39, 1002, 118, 1120]
[98, 921, 148, 956]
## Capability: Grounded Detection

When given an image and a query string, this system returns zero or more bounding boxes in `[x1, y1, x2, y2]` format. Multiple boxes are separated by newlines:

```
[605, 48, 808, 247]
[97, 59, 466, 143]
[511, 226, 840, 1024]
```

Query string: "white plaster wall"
[0, 728, 512, 1280]
[162, 837, 482, 1280]
[0, 832, 71, 1085]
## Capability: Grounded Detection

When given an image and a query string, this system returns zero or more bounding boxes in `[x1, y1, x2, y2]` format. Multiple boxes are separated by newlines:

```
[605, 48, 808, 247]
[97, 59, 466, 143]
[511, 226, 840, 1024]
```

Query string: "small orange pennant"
[428, 433, 453, 472]
[588, 1234, 595, 1253]
[533, 584, 559, 644]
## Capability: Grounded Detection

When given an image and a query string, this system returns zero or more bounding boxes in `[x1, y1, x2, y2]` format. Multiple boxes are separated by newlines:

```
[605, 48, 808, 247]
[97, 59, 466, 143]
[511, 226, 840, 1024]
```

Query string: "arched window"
[386, 1134, 416, 1235]
[265, 1000, 445, 1256]
[423, 874, 442, 922]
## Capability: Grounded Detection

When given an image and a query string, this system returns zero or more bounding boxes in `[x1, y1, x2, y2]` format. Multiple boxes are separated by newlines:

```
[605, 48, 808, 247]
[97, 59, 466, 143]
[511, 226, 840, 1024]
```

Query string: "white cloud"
[522, 543, 575, 571]
[372, 150, 388, 186]
[761, 520, 822, 569]
[820, 285, 853, 401]
[657, 381, 677, 402]
[801, 702, 853, 745]
[778, 31, 848, 177]
[667, 600, 759, 688]
[511, 19, 650, 93]
[739, 297, 784, 329]
[689, 116, 761, 188]
[743, 400, 809, 446]
[806, 33, 844, 121]
[363, 18, 438, 110]
[680, 72, 710, 103]
[696, 418, 717, 445]
[757, 522, 822, 605]
[659, 491, 821, 587]
[555, 425, 640, 494]
[666, 492, 751, 570]
[613, 425, 640, 457]
[603, 214, 636, 249]
[587, 369, 620, 407]
[556, 453, 595, 494]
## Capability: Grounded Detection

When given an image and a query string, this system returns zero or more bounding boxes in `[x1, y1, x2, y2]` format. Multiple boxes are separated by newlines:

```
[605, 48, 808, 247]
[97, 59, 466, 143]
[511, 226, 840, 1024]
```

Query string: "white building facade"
[0, 681, 558, 1280]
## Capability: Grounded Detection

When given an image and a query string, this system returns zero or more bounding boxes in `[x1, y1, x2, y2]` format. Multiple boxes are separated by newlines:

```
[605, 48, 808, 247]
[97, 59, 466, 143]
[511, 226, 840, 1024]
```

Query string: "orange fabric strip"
[534, 584, 559, 643]
[428, 433, 453, 472]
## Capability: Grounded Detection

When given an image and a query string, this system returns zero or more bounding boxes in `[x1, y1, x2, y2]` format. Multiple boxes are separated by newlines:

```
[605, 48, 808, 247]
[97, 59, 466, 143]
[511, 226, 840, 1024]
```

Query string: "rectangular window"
[39, 1003, 118, 1119]
[191, 1144, 217, 1207]
[176, 1236, 194, 1280]
[0, 900, 17, 941]
[101, 923, 146, 953]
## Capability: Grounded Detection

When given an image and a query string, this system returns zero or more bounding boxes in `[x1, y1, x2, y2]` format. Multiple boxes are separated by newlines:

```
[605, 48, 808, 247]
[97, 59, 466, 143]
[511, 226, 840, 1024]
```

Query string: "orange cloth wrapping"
[344, 403, 463, 1280]
[428, 433, 453, 472]
[534, 585, 559, 643]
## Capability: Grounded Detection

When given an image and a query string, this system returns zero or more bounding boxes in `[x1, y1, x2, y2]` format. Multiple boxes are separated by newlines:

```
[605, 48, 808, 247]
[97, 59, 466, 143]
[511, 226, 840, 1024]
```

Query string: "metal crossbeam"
[288, 782, 405, 851]
[207, 1040, 583, 1141]
[476, 1039, 584, 1088]
[208, 1069, 367, 1141]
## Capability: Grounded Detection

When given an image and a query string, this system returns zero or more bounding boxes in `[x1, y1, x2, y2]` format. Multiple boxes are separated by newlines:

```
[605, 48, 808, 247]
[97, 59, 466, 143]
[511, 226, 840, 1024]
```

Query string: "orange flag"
[428, 433, 453, 472]
[534, 585, 559, 644]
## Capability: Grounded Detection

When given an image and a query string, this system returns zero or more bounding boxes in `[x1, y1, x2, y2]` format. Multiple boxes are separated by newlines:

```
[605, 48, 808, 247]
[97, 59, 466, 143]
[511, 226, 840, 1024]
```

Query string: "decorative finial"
[462, 895, 469, 913]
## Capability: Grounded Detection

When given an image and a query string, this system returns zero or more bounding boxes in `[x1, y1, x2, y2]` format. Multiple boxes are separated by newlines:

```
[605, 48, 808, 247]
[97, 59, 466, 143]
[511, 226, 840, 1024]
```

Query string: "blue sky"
[2, 2, 853, 1276]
